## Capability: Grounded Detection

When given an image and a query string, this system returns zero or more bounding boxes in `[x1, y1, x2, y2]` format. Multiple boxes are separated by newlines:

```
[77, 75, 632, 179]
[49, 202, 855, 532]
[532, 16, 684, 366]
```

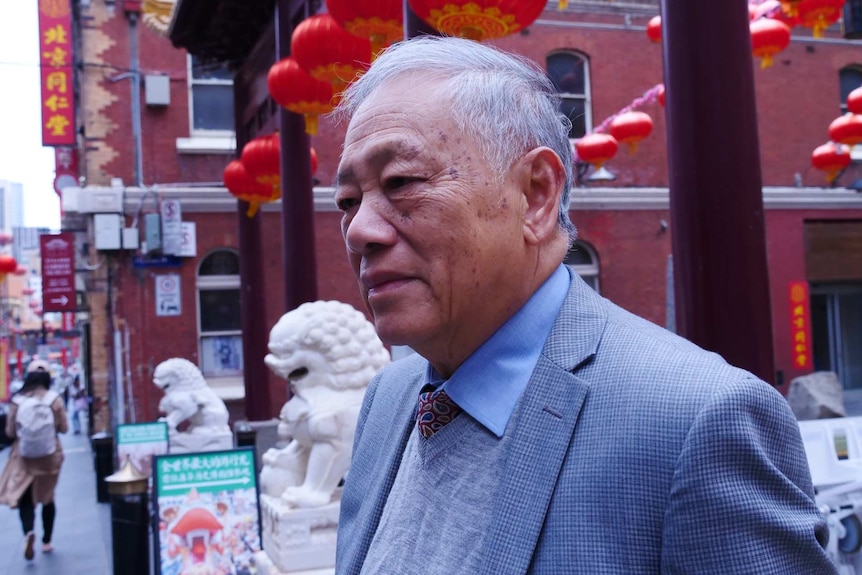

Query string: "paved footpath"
[0, 431, 113, 575]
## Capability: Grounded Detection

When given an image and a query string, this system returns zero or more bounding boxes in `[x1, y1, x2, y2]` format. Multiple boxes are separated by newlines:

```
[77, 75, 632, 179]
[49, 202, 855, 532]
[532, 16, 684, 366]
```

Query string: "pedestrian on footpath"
[70, 376, 86, 435]
[0, 361, 68, 561]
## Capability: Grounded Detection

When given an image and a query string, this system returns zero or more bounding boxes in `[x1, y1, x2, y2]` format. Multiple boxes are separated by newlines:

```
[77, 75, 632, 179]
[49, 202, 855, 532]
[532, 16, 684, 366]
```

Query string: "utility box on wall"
[143, 213, 162, 254]
[144, 74, 170, 106]
[94, 214, 122, 250]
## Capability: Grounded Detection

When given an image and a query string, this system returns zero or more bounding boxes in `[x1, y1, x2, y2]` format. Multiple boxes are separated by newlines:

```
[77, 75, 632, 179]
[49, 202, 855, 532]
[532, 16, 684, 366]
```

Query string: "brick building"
[60, 0, 862, 432]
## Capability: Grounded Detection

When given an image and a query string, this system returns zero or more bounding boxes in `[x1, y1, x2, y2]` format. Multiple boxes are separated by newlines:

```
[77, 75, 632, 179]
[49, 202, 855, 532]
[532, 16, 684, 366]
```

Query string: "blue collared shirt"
[425, 265, 571, 437]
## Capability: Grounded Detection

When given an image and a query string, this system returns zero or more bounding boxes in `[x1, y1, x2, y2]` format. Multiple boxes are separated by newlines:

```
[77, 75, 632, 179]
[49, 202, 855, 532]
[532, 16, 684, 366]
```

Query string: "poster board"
[153, 448, 261, 575]
[116, 421, 169, 478]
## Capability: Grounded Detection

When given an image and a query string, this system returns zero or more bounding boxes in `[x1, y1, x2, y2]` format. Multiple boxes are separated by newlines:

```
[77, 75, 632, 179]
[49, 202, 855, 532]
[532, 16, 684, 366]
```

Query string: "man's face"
[335, 75, 527, 370]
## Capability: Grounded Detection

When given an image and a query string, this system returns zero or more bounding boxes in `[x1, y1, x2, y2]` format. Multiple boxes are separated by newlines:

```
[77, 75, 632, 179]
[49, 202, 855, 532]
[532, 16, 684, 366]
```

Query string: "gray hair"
[336, 36, 576, 241]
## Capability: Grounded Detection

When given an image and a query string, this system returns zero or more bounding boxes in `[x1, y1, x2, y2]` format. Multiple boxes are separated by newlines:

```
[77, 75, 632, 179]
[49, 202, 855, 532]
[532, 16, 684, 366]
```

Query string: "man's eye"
[336, 196, 359, 212]
[383, 176, 420, 191]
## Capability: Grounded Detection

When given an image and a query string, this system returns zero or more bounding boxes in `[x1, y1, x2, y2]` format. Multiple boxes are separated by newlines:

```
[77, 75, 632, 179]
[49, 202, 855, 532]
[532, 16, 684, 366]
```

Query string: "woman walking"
[0, 362, 68, 560]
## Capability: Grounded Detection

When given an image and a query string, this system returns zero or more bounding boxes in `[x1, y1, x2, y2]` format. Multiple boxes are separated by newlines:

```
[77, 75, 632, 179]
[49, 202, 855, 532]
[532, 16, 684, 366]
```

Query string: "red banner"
[40, 233, 76, 313]
[788, 281, 814, 371]
[38, 0, 75, 146]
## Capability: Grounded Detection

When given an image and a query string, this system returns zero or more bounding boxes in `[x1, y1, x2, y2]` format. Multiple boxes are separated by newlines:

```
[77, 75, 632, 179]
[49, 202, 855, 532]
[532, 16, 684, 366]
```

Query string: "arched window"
[197, 249, 243, 377]
[547, 51, 592, 139]
[840, 66, 862, 113]
[565, 240, 600, 292]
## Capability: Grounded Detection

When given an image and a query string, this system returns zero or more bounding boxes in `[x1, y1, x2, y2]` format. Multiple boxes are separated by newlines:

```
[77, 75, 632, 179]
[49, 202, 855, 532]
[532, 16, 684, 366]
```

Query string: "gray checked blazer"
[336, 268, 835, 574]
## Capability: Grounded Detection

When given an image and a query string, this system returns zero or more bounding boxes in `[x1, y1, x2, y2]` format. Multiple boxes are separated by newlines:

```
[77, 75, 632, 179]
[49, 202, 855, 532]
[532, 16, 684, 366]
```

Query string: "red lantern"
[608, 111, 654, 153]
[796, 0, 844, 37]
[326, 0, 404, 57]
[0, 232, 12, 246]
[310, 147, 318, 177]
[848, 86, 862, 115]
[407, 0, 546, 41]
[22, 287, 34, 295]
[223, 159, 275, 217]
[13, 265, 26, 276]
[646, 15, 662, 43]
[0, 254, 17, 276]
[292, 14, 372, 97]
[29, 300, 40, 309]
[811, 142, 851, 183]
[828, 113, 862, 146]
[268, 57, 334, 136]
[657, 84, 666, 107]
[750, 18, 791, 69]
[575, 133, 619, 169]
[242, 134, 281, 188]
[779, 0, 804, 16]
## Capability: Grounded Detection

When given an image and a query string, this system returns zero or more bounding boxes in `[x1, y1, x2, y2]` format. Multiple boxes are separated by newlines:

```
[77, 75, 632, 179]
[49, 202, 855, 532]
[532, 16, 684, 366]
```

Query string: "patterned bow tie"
[416, 385, 462, 438]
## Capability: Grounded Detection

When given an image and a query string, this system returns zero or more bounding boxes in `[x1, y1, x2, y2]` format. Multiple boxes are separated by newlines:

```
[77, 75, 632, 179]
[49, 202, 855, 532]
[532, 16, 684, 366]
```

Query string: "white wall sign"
[155, 274, 181, 317]
[160, 199, 182, 256]
[178, 222, 197, 257]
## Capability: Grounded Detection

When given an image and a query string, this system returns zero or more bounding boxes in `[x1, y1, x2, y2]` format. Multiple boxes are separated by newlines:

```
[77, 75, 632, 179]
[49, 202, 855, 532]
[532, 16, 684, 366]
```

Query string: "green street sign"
[116, 422, 169, 477]
[155, 449, 257, 497]
[117, 422, 169, 445]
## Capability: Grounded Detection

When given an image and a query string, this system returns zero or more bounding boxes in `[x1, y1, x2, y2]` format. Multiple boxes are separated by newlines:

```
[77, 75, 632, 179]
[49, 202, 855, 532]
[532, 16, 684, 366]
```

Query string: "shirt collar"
[425, 265, 571, 437]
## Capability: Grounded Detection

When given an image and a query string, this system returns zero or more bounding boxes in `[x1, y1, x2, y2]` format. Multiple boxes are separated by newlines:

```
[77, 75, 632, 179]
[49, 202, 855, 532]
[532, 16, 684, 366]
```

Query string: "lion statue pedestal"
[153, 358, 234, 454]
[252, 301, 389, 574]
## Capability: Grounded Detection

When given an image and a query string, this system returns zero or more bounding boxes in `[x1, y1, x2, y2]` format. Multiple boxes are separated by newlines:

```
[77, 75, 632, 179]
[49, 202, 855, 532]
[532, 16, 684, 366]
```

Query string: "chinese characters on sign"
[154, 449, 261, 575]
[38, 0, 75, 146]
[40, 233, 76, 313]
[788, 281, 814, 371]
[116, 422, 169, 478]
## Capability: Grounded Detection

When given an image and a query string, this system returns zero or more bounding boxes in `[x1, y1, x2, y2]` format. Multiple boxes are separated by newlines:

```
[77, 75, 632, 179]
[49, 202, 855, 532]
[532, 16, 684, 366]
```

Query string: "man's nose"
[344, 198, 395, 254]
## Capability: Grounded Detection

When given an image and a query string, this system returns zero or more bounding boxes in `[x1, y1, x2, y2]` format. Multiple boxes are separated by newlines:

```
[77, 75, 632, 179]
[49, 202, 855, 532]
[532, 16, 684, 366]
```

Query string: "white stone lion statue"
[260, 300, 390, 508]
[154, 358, 231, 435]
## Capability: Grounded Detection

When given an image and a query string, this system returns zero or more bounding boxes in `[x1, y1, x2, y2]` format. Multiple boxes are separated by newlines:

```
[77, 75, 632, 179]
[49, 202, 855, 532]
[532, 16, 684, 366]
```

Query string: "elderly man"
[333, 36, 834, 574]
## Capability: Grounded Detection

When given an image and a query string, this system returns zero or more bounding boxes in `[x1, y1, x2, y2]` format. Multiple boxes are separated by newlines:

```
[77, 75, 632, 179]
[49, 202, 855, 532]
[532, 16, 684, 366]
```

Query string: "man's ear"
[520, 147, 566, 245]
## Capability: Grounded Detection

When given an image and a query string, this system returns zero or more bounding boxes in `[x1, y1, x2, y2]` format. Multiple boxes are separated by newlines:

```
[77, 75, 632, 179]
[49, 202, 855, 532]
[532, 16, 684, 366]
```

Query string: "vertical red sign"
[38, 0, 75, 146]
[40, 233, 76, 313]
[788, 281, 814, 371]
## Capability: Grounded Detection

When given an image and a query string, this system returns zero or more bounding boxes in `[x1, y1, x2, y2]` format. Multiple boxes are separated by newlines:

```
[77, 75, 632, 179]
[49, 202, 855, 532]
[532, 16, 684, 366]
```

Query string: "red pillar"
[661, 0, 776, 383]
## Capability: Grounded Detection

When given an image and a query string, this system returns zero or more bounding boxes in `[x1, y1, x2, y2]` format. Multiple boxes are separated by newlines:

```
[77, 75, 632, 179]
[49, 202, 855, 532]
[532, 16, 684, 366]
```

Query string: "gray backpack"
[13, 390, 58, 458]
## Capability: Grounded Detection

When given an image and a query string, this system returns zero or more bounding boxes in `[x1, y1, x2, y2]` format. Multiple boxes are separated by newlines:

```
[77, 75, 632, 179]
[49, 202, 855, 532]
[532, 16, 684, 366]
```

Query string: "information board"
[153, 449, 261, 575]
[116, 421, 169, 478]
[155, 274, 181, 317]
[40, 232, 76, 312]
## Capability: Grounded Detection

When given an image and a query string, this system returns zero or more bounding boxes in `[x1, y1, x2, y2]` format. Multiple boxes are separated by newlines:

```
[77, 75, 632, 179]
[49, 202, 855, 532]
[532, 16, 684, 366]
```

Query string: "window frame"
[186, 54, 235, 138]
[546, 50, 593, 141]
[840, 66, 862, 114]
[565, 240, 600, 293]
[196, 249, 243, 380]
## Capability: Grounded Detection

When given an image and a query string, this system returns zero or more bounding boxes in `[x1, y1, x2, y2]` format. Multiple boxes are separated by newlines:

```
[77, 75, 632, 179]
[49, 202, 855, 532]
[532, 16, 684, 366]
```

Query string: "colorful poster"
[116, 421, 169, 478]
[38, 0, 75, 146]
[154, 449, 261, 575]
[788, 281, 814, 371]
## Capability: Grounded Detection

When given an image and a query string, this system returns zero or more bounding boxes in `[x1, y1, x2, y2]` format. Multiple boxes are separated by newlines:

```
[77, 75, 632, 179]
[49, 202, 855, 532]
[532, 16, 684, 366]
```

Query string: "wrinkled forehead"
[348, 71, 454, 123]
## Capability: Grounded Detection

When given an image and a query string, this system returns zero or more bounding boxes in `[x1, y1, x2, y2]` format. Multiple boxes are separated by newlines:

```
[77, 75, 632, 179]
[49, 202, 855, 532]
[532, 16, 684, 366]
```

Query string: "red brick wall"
[89, 7, 862, 416]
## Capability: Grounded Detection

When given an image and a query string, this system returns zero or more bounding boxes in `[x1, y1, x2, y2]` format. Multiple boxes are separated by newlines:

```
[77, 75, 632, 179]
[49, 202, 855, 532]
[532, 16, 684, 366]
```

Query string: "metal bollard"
[91, 432, 114, 503]
[105, 456, 150, 575]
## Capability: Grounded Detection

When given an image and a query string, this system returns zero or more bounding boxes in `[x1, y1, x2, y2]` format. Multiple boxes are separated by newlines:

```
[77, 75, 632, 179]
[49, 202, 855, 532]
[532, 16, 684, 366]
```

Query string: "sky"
[0, 1, 62, 230]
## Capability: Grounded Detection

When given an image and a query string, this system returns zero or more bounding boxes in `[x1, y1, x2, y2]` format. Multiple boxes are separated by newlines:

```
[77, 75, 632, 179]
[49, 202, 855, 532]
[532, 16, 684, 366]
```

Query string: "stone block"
[787, 371, 847, 420]
[257, 493, 339, 573]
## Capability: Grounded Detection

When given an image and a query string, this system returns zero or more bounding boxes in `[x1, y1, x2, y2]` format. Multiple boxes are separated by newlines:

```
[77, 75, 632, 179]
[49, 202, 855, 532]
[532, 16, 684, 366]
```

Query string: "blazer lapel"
[480, 270, 607, 575]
